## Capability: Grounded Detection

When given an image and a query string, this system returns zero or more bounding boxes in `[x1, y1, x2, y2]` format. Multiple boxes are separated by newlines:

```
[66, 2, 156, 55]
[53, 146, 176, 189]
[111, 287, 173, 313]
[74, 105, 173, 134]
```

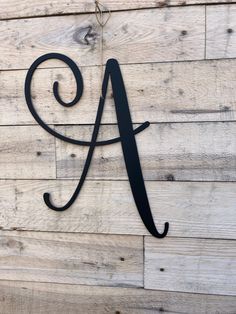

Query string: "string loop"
[95, 0, 111, 27]
[95, 0, 111, 98]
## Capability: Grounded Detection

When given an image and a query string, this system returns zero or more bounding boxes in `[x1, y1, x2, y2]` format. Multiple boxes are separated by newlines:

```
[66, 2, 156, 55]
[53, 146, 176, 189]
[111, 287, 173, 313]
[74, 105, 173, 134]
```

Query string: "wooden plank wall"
[0, 0, 236, 313]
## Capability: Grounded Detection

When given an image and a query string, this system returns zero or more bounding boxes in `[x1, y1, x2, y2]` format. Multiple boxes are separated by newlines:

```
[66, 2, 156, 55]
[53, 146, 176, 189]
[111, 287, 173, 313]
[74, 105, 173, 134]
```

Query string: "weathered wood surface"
[1, 281, 236, 314]
[206, 4, 236, 59]
[102, 6, 205, 65]
[0, 180, 235, 239]
[0, 0, 236, 306]
[1, 122, 236, 181]
[0, 230, 143, 287]
[0, 15, 101, 70]
[0, 7, 205, 70]
[2, 59, 236, 125]
[0, 1, 234, 20]
[56, 122, 236, 181]
[145, 237, 236, 295]
[2, 281, 236, 314]
[0, 126, 55, 179]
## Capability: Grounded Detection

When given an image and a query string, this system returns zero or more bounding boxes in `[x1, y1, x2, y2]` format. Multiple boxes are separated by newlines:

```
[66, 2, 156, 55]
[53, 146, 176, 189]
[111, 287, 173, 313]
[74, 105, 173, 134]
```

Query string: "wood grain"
[0, 281, 236, 314]
[103, 6, 205, 64]
[1, 122, 236, 181]
[0, 230, 143, 287]
[0, 0, 236, 306]
[206, 4, 236, 59]
[0, 126, 55, 179]
[2, 59, 236, 125]
[0, 14, 101, 70]
[0, 180, 235, 239]
[56, 122, 236, 181]
[0, 1, 234, 20]
[0, 6, 205, 70]
[145, 237, 236, 295]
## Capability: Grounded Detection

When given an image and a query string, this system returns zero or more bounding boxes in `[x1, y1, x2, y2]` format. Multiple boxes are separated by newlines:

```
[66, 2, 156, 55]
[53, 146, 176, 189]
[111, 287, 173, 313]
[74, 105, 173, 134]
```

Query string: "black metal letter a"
[25, 53, 169, 238]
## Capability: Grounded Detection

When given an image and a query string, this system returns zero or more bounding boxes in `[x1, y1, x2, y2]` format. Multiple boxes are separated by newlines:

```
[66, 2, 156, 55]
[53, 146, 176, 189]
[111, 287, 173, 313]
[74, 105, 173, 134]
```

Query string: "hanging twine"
[94, 0, 111, 98]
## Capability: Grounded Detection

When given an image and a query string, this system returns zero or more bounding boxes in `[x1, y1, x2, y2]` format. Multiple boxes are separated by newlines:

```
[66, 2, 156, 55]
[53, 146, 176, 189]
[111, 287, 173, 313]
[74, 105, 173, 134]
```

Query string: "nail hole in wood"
[166, 174, 175, 181]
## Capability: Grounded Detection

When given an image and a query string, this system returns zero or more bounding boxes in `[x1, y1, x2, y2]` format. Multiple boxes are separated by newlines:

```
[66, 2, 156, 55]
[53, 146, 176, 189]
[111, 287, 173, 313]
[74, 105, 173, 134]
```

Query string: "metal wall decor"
[25, 53, 169, 238]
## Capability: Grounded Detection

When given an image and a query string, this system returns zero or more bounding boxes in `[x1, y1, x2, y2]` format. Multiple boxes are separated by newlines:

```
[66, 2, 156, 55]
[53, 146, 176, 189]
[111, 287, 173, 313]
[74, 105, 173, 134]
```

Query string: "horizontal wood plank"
[0, 180, 235, 239]
[2, 59, 236, 125]
[103, 6, 205, 64]
[2, 122, 236, 181]
[0, 126, 55, 179]
[0, 281, 236, 314]
[56, 122, 236, 181]
[145, 237, 236, 295]
[0, 230, 143, 287]
[1, 281, 236, 314]
[0, 7, 205, 70]
[0, 1, 234, 20]
[206, 4, 236, 59]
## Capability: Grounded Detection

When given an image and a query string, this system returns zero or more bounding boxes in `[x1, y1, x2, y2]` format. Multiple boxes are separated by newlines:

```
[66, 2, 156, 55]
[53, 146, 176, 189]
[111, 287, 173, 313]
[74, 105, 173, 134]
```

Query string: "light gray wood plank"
[145, 237, 236, 296]
[0, 14, 101, 70]
[0, 7, 205, 70]
[0, 180, 235, 239]
[103, 6, 205, 64]
[0, 281, 236, 314]
[0, 230, 143, 287]
[206, 4, 236, 59]
[0, 126, 55, 179]
[56, 122, 236, 181]
[0, 0, 233, 20]
[2, 59, 236, 125]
